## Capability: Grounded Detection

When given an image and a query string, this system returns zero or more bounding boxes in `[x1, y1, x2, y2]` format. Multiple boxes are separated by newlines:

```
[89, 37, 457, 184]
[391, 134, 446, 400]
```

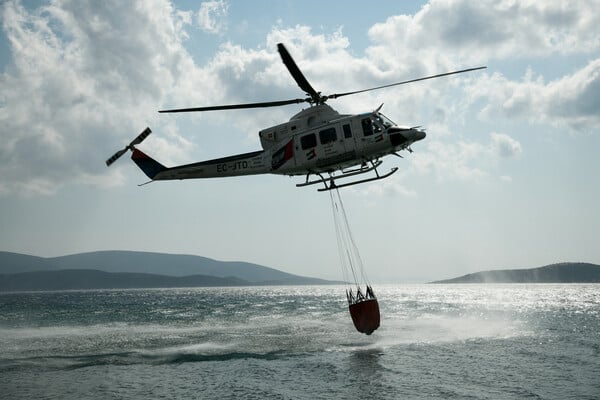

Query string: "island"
[431, 262, 600, 283]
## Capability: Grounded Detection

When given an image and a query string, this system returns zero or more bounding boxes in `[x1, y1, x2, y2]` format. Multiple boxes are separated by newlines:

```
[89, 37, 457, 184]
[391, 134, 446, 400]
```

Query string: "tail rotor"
[106, 127, 152, 166]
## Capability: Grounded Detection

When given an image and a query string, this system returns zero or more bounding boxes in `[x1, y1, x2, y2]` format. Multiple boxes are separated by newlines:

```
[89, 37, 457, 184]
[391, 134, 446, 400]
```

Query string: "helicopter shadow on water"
[344, 347, 394, 396]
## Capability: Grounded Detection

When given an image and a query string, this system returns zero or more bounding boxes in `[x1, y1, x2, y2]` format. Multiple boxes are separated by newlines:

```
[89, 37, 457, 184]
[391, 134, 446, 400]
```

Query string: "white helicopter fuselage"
[109, 42, 482, 190]
[141, 104, 425, 183]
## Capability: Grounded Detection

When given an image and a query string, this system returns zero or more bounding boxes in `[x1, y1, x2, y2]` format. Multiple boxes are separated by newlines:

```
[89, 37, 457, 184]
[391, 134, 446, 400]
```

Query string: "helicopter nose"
[414, 129, 426, 141]
[405, 128, 425, 142]
[388, 127, 426, 147]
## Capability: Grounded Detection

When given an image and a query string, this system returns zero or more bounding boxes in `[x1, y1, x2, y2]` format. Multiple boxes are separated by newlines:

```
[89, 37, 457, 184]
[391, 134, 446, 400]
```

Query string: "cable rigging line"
[335, 189, 371, 288]
[329, 188, 371, 293]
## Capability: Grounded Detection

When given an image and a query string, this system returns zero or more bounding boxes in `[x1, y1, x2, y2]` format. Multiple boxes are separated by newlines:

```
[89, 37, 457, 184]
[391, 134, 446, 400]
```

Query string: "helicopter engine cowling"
[259, 129, 277, 149]
[259, 120, 294, 150]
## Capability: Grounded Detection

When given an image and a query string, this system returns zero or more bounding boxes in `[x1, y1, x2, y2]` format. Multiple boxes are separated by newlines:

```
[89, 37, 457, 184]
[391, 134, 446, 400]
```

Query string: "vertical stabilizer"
[131, 148, 166, 179]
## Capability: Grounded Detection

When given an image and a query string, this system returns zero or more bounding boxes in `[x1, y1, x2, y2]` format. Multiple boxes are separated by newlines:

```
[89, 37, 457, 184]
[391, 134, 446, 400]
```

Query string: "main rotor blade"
[159, 98, 309, 113]
[328, 66, 487, 100]
[277, 43, 320, 102]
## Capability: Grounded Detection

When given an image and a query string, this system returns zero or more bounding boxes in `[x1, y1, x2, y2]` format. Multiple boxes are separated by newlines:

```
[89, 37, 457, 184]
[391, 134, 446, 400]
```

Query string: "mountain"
[0, 269, 250, 291]
[431, 262, 600, 283]
[0, 251, 338, 290]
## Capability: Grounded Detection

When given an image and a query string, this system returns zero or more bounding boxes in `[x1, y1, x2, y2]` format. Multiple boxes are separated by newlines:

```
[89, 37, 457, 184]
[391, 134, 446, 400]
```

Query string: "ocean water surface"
[1, 284, 599, 399]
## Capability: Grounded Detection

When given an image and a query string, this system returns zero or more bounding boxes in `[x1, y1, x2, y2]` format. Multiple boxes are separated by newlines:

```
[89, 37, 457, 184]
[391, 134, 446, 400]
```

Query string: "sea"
[1, 284, 599, 399]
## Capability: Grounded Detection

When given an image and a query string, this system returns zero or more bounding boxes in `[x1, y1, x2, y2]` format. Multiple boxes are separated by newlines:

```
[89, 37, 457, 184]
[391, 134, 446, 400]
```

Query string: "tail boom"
[149, 150, 269, 180]
[108, 127, 284, 182]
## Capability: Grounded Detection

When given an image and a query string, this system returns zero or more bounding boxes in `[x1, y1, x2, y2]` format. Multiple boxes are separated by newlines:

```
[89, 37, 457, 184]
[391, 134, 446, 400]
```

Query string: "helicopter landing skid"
[296, 160, 382, 188]
[296, 161, 398, 191]
[317, 167, 398, 191]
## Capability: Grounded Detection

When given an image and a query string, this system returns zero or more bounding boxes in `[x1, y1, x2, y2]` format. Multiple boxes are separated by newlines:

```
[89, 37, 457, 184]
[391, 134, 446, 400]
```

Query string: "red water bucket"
[348, 298, 380, 335]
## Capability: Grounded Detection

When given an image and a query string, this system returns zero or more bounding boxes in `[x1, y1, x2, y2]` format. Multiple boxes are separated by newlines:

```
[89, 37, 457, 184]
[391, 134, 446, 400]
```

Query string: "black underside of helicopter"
[390, 132, 409, 147]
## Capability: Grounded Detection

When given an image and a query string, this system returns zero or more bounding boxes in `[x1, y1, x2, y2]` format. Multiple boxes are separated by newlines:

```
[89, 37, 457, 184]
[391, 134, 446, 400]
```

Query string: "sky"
[1, 0, 599, 282]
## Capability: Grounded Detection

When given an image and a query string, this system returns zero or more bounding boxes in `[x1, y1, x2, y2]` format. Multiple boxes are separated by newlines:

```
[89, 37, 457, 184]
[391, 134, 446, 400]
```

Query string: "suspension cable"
[329, 190, 351, 286]
[329, 188, 371, 293]
[335, 189, 371, 288]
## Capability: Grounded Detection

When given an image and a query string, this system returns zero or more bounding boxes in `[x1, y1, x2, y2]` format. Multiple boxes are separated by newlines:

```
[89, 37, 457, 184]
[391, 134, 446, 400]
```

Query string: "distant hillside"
[0, 269, 251, 291]
[0, 251, 337, 289]
[432, 262, 600, 283]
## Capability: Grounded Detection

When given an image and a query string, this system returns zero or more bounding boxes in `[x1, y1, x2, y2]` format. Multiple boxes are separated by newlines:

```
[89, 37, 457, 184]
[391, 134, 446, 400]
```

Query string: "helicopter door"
[316, 126, 348, 167]
[341, 123, 357, 155]
[295, 132, 318, 169]
[357, 116, 384, 154]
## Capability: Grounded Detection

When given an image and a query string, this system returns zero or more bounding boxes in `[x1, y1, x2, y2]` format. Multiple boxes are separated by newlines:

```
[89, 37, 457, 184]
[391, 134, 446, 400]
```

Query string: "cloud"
[351, 0, 600, 142]
[0, 0, 197, 196]
[197, 0, 228, 34]
[0, 0, 594, 198]
[367, 0, 600, 67]
[0, 5, 374, 197]
[184, 26, 383, 138]
[357, 175, 418, 199]
[465, 59, 600, 131]
[361, 0, 600, 134]
[413, 140, 487, 182]
[545, 59, 600, 129]
[412, 132, 521, 182]
[490, 132, 522, 158]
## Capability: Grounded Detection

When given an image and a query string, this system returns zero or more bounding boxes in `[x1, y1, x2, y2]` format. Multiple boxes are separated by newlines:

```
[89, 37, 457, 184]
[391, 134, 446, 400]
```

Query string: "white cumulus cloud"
[411, 132, 521, 182]
[490, 132, 522, 158]
[197, 0, 228, 34]
[1, 0, 596, 198]
[465, 60, 600, 131]
[367, 0, 600, 68]
[0, 0, 197, 196]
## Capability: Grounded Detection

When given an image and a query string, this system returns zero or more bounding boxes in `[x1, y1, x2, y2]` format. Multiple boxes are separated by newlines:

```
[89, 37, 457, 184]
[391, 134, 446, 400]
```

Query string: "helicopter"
[107, 43, 485, 191]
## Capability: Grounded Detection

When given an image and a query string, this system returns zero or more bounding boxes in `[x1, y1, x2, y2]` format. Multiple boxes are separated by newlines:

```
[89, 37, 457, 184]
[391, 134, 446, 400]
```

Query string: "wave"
[0, 345, 299, 372]
[1, 347, 299, 372]
[0, 310, 530, 372]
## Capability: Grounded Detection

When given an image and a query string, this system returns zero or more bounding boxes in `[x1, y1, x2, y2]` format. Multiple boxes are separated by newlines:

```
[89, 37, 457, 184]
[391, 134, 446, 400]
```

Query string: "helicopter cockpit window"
[365, 116, 384, 134]
[373, 120, 383, 134]
[377, 113, 396, 128]
[301, 133, 316, 150]
[319, 127, 337, 145]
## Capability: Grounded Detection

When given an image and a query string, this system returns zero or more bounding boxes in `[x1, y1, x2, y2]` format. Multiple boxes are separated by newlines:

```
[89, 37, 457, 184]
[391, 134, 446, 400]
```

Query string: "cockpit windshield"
[375, 113, 396, 128]
[362, 112, 398, 136]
